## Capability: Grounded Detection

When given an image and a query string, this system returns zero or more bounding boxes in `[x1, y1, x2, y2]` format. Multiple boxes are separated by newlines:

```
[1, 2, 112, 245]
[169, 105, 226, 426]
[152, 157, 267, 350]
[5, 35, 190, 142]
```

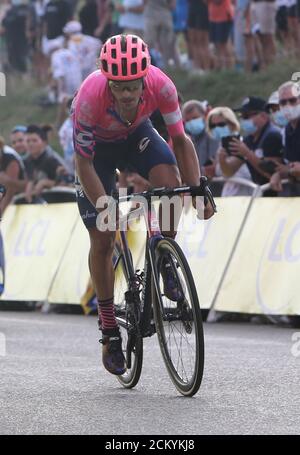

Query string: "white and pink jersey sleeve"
[72, 65, 184, 159]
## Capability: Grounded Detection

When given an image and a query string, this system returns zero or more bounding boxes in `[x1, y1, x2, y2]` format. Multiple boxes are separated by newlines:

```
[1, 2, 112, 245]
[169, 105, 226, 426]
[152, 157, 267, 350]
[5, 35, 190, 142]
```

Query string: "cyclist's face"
[11, 132, 27, 154]
[26, 133, 45, 158]
[109, 79, 143, 111]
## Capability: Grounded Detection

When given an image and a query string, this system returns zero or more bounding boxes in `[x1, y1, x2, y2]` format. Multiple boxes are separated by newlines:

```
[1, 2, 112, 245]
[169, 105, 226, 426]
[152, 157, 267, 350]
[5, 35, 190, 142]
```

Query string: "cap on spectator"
[63, 21, 82, 35]
[266, 91, 279, 109]
[234, 96, 267, 113]
[11, 125, 27, 133]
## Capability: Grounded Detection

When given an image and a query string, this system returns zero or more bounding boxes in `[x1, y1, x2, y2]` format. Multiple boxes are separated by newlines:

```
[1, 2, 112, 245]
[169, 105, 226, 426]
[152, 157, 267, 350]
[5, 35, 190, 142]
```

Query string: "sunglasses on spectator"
[241, 111, 260, 119]
[210, 122, 227, 129]
[279, 97, 299, 106]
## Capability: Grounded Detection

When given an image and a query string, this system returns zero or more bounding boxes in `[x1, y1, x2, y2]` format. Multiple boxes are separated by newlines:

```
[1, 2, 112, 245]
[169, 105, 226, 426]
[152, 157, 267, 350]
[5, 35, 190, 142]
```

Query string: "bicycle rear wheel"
[151, 238, 204, 396]
[113, 244, 143, 388]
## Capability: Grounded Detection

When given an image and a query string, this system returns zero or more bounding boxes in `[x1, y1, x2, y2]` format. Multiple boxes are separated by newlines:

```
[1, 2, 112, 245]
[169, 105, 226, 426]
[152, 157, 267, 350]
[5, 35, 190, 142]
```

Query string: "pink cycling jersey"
[72, 65, 184, 159]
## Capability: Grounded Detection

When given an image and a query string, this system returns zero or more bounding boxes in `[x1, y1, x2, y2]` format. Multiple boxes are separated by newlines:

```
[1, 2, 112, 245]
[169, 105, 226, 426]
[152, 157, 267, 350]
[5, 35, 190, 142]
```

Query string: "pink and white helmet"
[100, 34, 151, 81]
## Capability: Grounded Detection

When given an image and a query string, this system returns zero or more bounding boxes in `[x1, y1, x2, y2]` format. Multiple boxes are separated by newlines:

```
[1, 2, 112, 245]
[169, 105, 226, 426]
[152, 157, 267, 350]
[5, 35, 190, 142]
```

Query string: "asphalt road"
[0, 311, 299, 435]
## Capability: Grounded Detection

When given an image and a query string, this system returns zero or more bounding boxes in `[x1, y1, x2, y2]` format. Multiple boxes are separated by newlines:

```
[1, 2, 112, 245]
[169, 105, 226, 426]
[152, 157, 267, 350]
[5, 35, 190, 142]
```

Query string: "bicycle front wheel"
[151, 238, 204, 396]
[114, 244, 143, 389]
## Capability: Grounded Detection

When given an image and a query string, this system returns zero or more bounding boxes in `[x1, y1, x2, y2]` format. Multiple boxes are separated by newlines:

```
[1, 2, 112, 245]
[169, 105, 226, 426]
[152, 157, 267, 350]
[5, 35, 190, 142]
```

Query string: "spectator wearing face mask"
[265, 91, 288, 131]
[207, 106, 253, 196]
[270, 81, 300, 194]
[182, 100, 219, 179]
[217, 97, 284, 195]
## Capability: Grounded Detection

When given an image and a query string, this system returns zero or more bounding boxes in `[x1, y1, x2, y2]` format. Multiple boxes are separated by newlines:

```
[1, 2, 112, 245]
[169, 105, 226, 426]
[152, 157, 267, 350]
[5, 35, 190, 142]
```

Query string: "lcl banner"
[214, 198, 300, 315]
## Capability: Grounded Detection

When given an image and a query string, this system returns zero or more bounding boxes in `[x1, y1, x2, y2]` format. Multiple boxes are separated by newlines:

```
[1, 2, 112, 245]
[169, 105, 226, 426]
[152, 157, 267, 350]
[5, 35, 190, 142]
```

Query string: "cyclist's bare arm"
[172, 133, 201, 186]
[75, 153, 107, 209]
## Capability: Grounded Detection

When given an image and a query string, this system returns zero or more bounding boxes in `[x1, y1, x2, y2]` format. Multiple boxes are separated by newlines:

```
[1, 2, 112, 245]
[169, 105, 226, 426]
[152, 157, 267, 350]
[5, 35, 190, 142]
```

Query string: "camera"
[221, 134, 241, 154]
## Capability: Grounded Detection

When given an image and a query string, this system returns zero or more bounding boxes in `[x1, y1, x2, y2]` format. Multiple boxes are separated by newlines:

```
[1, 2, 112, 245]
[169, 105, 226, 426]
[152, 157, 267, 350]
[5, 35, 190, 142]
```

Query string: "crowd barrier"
[1, 180, 299, 316]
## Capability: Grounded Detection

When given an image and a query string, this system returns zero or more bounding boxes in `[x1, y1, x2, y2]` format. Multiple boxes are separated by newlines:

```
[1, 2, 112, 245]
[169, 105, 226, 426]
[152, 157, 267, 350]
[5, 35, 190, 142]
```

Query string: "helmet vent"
[101, 59, 108, 72]
[111, 37, 116, 45]
[112, 63, 118, 76]
[141, 57, 147, 71]
[121, 36, 127, 52]
[121, 58, 127, 75]
[132, 48, 137, 58]
[111, 49, 116, 59]
[131, 63, 137, 75]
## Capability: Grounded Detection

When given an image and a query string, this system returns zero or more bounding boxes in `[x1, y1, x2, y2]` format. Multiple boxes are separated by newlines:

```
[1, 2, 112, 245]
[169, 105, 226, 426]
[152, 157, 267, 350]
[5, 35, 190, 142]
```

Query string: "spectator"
[207, 106, 253, 196]
[0, 135, 26, 212]
[208, 0, 235, 69]
[24, 125, 68, 202]
[286, 0, 300, 57]
[63, 20, 101, 80]
[116, 0, 145, 37]
[250, 0, 277, 66]
[94, 0, 114, 42]
[144, 0, 178, 68]
[187, 0, 211, 72]
[79, 0, 100, 36]
[27, 1, 49, 82]
[275, 0, 292, 56]
[50, 36, 83, 119]
[265, 91, 288, 129]
[43, 0, 72, 40]
[271, 81, 300, 194]
[232, 96, 284, 194]
[182, 100, 219, 179]
[0, 0, 11, 72]
[1, 0, 30, 73]
[59, 99, 75, 175]
[10, 125, 28, 160]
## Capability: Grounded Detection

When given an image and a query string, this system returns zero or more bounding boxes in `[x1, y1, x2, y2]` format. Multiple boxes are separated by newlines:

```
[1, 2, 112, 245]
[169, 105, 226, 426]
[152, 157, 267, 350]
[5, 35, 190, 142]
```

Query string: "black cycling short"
[187, 0, 209, 31]
[75, 120, 177, 229]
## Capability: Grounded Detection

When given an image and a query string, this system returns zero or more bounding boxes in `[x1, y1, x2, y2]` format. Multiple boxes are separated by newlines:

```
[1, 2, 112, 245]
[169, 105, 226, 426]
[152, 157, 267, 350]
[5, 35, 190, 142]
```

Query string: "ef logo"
[0, 72, 6, 97]
[291, 332, 300, 358]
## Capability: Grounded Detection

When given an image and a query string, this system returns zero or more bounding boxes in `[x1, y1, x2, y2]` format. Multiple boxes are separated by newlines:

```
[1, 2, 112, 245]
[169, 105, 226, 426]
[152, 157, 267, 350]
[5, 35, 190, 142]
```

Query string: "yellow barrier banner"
[174, 197, 252, 309]
[214, 198, 300, 315]
[48, 215, 147, 306]
[47, 217, 90, 304]
[1, 204, 78, 301]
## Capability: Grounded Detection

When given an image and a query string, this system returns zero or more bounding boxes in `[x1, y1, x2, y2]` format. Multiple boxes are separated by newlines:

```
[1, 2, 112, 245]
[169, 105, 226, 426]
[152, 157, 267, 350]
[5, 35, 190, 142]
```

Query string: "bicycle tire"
[151, 238, 204, 396]
[113, 244, 143, 389]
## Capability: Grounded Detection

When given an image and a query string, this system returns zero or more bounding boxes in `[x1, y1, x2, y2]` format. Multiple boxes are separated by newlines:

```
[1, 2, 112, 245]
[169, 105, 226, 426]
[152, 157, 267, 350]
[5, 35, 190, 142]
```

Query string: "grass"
[0, 57, 299, 151]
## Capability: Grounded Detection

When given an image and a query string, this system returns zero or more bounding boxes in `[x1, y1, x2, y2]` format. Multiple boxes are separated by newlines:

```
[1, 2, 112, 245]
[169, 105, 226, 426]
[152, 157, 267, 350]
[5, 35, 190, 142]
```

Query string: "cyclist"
[73, 34, 215, 376]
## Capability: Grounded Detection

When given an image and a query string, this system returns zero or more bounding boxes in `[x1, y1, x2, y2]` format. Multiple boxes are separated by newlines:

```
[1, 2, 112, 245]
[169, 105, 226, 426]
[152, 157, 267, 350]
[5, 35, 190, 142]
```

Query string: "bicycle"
[110, 176, 216, 396]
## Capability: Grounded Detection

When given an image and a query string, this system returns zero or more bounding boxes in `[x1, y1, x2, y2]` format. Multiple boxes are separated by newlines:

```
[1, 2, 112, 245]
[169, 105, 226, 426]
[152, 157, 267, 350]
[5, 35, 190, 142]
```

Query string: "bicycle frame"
[116, 196, 164, 338]
[113, 178, 217, 338]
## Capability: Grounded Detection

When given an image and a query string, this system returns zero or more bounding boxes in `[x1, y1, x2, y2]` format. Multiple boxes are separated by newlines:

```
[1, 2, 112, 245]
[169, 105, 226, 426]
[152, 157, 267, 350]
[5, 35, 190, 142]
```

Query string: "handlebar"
[112, 176, 217, 213]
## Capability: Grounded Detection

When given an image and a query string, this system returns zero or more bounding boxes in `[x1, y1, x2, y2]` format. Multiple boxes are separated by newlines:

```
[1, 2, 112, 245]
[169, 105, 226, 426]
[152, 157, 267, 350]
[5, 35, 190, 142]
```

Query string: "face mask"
[271, 110, 289, 128]
[210, 125, 232, 141]
[280, 104, 300, 121]
[240, 119, 257, 136]
[185, 118, 205, 136]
